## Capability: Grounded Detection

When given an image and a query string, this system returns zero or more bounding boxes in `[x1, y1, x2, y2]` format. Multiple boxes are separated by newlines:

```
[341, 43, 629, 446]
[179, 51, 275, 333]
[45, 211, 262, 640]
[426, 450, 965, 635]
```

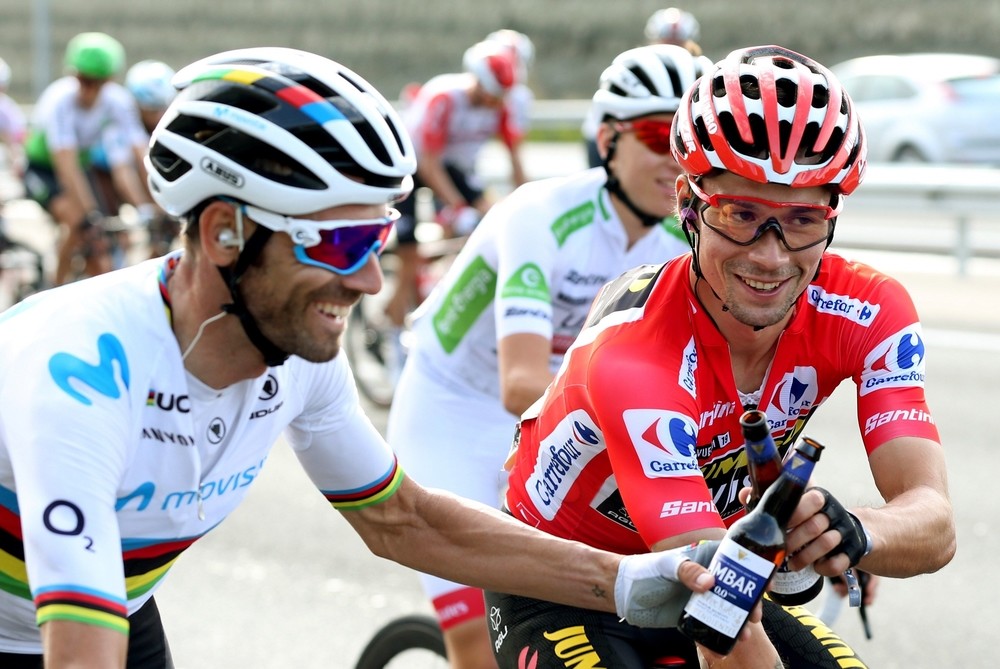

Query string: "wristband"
[852, 512, 874, 558]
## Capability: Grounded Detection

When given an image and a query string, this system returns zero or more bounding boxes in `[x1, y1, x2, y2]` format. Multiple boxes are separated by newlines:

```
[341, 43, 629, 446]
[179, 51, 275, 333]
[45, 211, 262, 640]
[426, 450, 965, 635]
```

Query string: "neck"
[609, 192, 663, 249]
[168, 253, 267, 389]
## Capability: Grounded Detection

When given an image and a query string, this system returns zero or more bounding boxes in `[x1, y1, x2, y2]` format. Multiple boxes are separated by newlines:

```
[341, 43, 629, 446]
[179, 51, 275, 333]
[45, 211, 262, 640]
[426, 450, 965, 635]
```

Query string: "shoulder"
[805, 252, 915, 328]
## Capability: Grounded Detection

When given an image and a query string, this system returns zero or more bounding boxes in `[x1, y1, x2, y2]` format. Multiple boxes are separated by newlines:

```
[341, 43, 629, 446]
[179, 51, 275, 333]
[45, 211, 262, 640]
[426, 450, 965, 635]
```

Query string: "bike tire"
[354, 614, 447, 669]
[344, 253, 403, 409]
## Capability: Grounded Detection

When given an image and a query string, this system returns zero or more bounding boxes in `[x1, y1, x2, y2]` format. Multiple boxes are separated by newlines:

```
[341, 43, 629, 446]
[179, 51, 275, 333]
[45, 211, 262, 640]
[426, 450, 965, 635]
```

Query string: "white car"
[831, 53, 1000, 164]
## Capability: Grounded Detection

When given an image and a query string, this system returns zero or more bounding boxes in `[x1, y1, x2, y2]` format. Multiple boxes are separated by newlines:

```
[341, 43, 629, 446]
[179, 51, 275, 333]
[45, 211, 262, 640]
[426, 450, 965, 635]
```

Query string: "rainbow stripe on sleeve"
[34, 585, 130, 634]
[190, 67, 348, 127]
[323, 459, 404, 510]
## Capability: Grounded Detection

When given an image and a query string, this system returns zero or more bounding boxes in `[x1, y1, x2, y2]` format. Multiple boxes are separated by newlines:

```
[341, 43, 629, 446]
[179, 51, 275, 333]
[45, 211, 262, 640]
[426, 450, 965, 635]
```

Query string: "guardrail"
[483, 103, 1000, 277]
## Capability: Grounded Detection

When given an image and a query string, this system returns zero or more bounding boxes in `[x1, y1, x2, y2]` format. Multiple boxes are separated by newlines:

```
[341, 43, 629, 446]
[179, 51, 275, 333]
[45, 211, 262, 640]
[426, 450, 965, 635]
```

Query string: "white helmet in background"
[644, 7, 701, 45]
[591, 44, 712, 122]
[125, 59, 177, 110]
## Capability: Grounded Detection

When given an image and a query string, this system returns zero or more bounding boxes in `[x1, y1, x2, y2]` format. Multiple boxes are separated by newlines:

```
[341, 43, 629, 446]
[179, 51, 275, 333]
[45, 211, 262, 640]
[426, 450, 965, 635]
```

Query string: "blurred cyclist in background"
[485, 28, 535, 147]
[22, 32, 155, 285]
[124, 59, 179, 257]
[644, 6, 703, 53]
[383, 39, 528, 370]
[388, 44, 709, 669]
[583, 7, 704, 168]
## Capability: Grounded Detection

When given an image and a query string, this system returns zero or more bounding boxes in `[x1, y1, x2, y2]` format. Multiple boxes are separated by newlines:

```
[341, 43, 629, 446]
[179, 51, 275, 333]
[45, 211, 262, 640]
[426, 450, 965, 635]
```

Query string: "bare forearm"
[53, 151, 98, 214]
[42, 619, 127, 668]
[855, 485, 955, 577]
[346, 479, 620, 612]
[416, 156, 465, 208]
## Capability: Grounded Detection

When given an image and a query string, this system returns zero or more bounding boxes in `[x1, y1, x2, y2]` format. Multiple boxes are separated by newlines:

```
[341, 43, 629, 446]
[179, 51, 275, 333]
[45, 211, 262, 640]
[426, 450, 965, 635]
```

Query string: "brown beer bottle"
[678, 437, 824, 655]
[741, 411, 825, 606]
[741, 410, 782, 509]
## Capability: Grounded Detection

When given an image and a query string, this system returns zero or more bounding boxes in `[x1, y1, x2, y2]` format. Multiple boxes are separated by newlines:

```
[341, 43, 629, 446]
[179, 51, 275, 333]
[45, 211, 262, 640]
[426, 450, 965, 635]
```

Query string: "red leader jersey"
[503, 253, 939, 555]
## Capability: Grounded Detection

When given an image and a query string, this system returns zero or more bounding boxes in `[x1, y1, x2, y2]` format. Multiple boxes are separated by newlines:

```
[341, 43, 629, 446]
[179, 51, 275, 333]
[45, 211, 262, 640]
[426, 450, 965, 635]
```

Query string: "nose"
[746, 220, 790, 264]
[341, 252, 383, 296]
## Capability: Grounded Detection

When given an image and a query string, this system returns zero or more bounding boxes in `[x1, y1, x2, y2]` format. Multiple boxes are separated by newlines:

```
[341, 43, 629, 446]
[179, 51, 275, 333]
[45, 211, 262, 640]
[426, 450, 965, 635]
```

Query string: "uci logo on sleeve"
[859, 324, 926, 396]
[623, 409, 700, 478]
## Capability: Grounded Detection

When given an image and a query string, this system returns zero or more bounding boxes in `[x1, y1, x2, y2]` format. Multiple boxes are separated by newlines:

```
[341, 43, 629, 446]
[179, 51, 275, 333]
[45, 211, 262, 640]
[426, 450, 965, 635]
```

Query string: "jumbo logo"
[542, 625, 607, 668]
[49, 333, 129, 406]
[766, 367, 818, 437]
[623, 409, 700, 479]
[860, 325, 926, 396]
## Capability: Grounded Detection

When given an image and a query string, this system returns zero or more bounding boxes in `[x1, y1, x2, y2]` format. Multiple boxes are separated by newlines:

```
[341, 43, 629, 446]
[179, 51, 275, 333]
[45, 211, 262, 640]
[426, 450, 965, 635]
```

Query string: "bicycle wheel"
[354, 614, 447, 669]
[344, 252, 402, 409]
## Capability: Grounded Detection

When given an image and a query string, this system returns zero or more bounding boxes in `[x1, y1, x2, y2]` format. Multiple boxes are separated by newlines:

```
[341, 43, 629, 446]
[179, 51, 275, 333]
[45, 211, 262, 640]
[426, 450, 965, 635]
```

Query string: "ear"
[595, 122, 616, 161]
[674, 177, 697, 230]
[198, 200, 243, 266]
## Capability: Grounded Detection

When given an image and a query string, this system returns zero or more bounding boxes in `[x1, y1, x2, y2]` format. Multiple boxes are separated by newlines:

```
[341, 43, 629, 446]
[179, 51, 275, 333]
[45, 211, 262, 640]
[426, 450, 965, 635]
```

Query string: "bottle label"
[769, 562, 819, 595]
[683, 536, 775, 638]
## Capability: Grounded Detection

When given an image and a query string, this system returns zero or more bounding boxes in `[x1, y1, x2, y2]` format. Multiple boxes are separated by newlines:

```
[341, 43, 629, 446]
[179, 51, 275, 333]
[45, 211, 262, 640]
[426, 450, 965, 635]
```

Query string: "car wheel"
[892, 145, 929, 163]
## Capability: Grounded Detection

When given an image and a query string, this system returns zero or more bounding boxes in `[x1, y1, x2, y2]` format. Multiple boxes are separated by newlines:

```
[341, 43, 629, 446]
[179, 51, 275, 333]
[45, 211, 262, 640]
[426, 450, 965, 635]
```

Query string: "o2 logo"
[860, 325, 926, 396]
[49, 333, 130, 406]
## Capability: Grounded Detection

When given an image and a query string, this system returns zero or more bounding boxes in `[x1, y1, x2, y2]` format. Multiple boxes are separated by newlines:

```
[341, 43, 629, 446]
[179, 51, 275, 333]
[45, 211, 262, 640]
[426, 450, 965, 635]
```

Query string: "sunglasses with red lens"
[294, 221, 394, 275]
[240, 204, 398, 275]
[613, 119, 674, 155]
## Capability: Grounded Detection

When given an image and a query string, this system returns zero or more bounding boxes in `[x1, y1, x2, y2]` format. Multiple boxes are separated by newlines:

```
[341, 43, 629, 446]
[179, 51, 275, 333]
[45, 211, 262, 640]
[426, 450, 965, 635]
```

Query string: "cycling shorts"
[21, 164, 60, 211]
[484, 591, 870, 669]
[395, 163, 484, 245]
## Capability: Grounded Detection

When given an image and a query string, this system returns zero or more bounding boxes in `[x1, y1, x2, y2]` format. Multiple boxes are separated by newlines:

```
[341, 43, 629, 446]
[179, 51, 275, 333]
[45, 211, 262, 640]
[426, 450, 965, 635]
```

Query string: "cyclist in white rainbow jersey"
[387, 45, 712, 669]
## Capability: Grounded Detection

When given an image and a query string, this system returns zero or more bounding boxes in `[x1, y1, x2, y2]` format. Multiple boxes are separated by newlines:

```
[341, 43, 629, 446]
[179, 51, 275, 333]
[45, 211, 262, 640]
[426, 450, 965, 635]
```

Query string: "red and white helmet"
[463, 41, 517, 97]
[485, 29, 534, 81]
[671, 45, 867, 195]
[644, 8, 701, 45]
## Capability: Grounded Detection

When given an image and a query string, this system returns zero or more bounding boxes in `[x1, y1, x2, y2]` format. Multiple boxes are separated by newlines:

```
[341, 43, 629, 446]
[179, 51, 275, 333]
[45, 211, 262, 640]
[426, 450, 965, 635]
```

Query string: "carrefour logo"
[525, 409, 605, 520]
[623, 409, 700, 479]
[766, 367, 818, 437]
[860, 324, 926, 396]
[807, 286, 880, 326]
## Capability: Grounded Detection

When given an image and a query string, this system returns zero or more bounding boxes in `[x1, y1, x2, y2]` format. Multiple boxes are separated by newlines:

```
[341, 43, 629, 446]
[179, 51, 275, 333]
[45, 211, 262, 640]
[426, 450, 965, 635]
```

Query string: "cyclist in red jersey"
[491, 45, 955, 669]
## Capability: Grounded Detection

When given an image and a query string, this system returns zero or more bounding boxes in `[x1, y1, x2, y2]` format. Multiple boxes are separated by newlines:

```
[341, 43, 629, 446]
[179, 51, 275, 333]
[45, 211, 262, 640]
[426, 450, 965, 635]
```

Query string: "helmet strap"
[216, 219, 291, 367]
[603, 131, 666, 229]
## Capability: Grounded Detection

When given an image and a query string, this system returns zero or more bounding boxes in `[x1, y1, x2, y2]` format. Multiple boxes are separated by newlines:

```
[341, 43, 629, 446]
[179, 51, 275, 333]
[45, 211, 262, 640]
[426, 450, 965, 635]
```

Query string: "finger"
[737, 485, 751, 507]
[785, 488, 828, 532]
[676, 559, 714, 593]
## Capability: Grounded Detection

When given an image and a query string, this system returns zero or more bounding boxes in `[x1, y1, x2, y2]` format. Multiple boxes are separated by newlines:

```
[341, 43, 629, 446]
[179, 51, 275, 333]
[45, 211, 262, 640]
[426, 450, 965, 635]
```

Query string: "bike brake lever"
[843, 568, 862, 608]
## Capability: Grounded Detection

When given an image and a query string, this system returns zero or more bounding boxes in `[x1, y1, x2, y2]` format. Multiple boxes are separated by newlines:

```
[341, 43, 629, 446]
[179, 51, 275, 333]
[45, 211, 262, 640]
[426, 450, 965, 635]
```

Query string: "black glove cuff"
[815, 486, 869, 567]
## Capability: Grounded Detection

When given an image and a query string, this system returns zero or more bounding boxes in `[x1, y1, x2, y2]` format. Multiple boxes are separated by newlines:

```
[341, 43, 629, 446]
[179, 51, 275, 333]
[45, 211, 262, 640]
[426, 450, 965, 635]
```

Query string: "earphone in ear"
[218, 229, 237, 246]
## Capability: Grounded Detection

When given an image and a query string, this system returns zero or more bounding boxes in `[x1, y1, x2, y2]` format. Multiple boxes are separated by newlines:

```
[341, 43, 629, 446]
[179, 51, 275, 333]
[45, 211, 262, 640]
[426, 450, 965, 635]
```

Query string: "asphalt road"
[3, 155, 999, 667]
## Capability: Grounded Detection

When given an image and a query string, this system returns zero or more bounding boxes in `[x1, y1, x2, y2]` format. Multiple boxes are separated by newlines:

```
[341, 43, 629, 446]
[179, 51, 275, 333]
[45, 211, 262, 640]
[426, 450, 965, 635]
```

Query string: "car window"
[949, 75, 1000, 101]
[847, 75, 918, 102]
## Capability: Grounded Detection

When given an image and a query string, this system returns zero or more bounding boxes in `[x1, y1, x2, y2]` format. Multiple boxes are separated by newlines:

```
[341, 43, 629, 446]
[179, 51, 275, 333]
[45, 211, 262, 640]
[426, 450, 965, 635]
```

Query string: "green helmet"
[65, 32, 125, 79]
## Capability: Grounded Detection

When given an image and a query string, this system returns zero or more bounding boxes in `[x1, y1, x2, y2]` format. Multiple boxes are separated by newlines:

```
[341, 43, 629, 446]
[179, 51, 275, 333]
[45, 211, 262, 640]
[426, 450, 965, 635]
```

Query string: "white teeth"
[743, 278, 780, 291]
[316, 303, 349, 318]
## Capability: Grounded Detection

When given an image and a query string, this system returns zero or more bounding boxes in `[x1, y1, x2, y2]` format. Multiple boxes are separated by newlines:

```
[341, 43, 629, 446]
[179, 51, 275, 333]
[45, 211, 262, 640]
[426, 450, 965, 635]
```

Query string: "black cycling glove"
[813, 487, 871, 567]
